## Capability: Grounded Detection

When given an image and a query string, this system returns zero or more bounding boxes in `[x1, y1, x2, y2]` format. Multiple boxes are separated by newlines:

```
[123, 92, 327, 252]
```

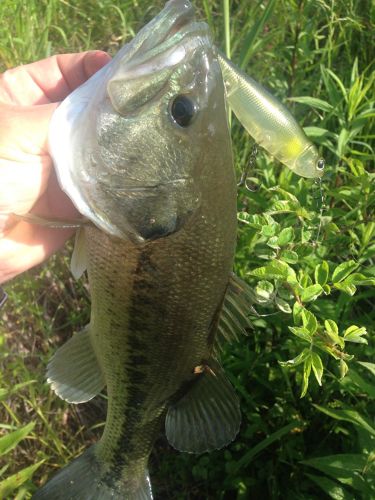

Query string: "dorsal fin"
[215, 274, 255, 353]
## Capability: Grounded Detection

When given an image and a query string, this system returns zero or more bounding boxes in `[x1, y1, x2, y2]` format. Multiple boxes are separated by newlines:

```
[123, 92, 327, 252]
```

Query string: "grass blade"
[232, 421, 300, 472]
[239, 0, 277, 69]
[0, 422, 35, 456]
[0, 461, 44, 498]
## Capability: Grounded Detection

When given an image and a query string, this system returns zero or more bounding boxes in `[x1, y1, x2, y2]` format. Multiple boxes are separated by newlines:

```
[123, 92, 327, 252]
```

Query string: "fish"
[33, 0, 254, 498]
[218, 53, 325, 178]
[29, 1, 327, 497]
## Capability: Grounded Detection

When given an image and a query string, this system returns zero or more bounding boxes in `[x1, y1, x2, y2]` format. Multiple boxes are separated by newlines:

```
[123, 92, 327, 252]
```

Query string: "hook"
[237, 144, 259, 192]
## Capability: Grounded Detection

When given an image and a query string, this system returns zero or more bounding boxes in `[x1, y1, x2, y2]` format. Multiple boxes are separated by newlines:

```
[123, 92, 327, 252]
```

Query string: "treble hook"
[237, 144, 259, 192]
[0, 287, 7, 310]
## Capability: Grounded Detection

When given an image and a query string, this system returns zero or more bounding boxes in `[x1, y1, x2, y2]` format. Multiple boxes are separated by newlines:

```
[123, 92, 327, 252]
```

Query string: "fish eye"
[317, 158, 325, 171]
[170, 95, 196, 127]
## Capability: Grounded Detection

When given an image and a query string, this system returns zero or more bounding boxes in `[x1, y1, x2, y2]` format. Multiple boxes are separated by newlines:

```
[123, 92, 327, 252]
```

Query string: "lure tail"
[32, 445, 153, 500]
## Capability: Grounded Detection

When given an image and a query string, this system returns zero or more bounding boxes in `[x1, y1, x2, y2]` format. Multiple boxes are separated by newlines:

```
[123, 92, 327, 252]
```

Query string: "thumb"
[0, 102, 57, 218]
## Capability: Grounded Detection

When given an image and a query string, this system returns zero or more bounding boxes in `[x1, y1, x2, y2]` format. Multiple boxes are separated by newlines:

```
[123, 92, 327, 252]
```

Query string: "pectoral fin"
[47, 325, 105, 404]
[165, 359, 240, 453]
[70, 228, 87, 279]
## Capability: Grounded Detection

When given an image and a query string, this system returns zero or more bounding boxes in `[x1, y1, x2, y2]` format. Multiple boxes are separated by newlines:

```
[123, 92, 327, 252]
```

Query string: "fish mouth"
[156, 0, 196, 45]
[123, 0, 211, 75]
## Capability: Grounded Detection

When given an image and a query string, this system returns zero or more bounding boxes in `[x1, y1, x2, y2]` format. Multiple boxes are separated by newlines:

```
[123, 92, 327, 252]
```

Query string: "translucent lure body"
[218, 53, 324, 178]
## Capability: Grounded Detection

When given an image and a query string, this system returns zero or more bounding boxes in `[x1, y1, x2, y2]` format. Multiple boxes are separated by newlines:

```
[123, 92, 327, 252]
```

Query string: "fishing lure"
[218, 53, 325, 179]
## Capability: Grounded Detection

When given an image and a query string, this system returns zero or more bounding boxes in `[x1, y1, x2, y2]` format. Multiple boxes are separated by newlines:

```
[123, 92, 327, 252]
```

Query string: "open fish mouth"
[151, 0, 196, 45]
[120, 0, 211, 75]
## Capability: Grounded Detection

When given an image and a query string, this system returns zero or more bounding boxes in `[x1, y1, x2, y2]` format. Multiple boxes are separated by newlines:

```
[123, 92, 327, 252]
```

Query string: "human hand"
[0, 51, 111, 284]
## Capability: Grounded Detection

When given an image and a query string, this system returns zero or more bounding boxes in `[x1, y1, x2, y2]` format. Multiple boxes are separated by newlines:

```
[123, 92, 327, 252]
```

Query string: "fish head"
[50, 0, 230, 242]
[292, 144, 325, 178]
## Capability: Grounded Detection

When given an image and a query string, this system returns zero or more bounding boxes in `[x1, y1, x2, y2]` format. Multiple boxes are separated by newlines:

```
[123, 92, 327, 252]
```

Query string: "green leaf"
[304, 472, 355, 500]
[288, 96, 334, 112]
[279, 348, 310, 367]
[0, 461, 44, 498]
[266, 236, 280, 249]
[303, 126, 335, 139]
[357, 361, 375, 376]
[315, 261, 329, 286]
[268, 186, 300, 204]
[277, 227, 294, 246]
[324, 319, 345, 348]
[289, 326, 312, 343]
[254, 280, 274, 304]
[343, 325, 368, 344]
[293, 301, 304, 322]
[325, 222, 340, 235]
[340, 359, 349, 379]
[347, 158, 365, 176]
[303, 453, 369, 473]
[332, 260, 358, 283]
[313, 405, 375, 437]
[343, 273, 375, 286]
[301, 355, 312, 398]
[311, 352, 323, 385]
[275, 296, 292, 313]
[280, 249, 298, 264]
[301, 453, 374, 496]
[342, 369, 375, 398]
[337, 128, 350, 157]
[301, 228, 312, 243]
[249, 259, 296, 282]
[334, 281, 357, 296]
[325, 319, 338, 336]
[302, 310, 318, 335]
[261, 224, 278, 237]
[0, 423, 35, 456]
[237, 212, 264, 228]
[301, 284, 323, 303]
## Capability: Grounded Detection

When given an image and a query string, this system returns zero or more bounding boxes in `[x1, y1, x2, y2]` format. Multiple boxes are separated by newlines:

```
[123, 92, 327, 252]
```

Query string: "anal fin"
[165, 359, 240, 453]
[47, 325, 105, 404]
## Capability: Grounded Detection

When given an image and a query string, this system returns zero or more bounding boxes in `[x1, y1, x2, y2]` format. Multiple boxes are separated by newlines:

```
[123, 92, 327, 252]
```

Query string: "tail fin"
[33, 445, 153, 500]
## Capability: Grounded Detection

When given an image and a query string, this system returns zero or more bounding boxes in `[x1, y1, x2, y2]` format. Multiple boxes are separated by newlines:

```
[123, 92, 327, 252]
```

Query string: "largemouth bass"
[30, 1, 325, 498]
[34, 0, 252, 498]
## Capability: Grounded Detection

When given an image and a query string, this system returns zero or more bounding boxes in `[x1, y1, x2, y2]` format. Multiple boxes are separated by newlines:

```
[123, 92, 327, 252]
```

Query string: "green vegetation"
[1, 0, 374, 498]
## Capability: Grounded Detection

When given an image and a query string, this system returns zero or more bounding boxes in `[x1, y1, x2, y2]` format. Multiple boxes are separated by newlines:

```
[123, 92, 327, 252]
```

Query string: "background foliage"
[0, 0, 374, 498]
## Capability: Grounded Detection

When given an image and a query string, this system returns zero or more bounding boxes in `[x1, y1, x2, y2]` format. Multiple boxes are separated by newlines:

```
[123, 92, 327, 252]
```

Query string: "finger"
[0, 220, 75, 284]
[0, 51, 111, 105]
